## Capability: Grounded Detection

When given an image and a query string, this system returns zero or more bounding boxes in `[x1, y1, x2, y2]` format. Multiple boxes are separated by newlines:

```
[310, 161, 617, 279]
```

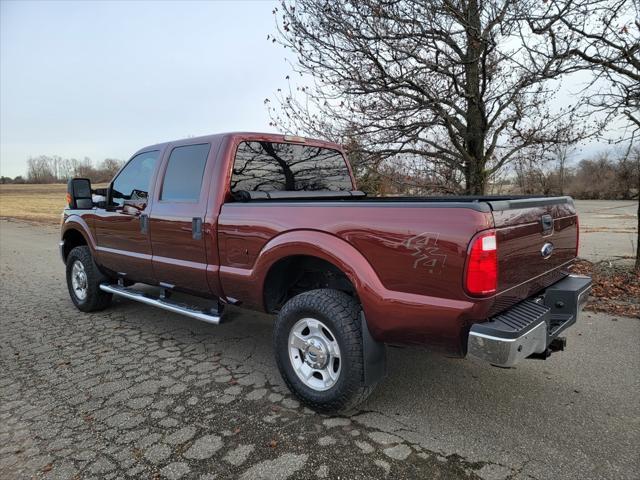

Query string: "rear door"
[94, 150, 161, 283]
[149, 142, 213, 295]
[489, 197, 578, 302]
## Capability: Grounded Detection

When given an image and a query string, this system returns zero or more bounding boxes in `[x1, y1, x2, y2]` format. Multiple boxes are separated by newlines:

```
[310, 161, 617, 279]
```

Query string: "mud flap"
[361, 312, 387, 386]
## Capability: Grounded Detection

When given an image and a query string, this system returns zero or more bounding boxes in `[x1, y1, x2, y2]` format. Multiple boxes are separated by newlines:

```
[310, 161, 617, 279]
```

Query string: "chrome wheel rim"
[288, 317, 341, 391]
[71, 260, 88, 301]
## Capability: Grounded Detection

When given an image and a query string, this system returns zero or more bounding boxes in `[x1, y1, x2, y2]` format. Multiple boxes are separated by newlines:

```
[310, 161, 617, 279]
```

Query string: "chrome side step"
[99, 283, 221, 325]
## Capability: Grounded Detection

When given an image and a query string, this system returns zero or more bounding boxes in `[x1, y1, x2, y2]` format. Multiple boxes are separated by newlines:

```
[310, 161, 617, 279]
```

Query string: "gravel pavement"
[574, 200, 637, 263]
[0, 219, 638, 480]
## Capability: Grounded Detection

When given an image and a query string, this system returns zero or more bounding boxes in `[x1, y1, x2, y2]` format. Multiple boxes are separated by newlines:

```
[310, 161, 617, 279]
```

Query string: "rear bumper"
[467, 275, 592, 367]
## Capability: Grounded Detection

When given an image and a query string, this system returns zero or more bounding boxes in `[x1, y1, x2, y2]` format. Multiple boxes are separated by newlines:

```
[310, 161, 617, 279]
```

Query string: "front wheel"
[65, 246, 112, 312]
[273, 289, 374, 412]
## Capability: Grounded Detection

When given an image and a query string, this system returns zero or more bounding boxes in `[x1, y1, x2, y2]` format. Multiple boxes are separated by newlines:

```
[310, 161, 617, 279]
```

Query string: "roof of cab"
[133, 132, 343, 158]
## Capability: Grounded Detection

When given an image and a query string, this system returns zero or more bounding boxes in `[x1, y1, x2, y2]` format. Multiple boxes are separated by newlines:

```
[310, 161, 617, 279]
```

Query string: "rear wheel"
[273, 289, 374, 412]
[65, 246, 112, 312]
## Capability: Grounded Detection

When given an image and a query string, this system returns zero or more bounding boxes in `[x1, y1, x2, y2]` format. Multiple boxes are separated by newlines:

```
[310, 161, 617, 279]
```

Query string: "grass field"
[0, 184, 69, 224]
[0, 183, 112, 224]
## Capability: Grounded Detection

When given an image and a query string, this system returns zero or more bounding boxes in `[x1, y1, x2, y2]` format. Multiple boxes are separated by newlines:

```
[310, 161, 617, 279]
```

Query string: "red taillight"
[465, 230, 498, 296]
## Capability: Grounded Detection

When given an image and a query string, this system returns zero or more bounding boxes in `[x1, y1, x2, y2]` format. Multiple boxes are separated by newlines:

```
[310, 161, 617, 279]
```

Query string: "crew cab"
[60, 132, 591, 411]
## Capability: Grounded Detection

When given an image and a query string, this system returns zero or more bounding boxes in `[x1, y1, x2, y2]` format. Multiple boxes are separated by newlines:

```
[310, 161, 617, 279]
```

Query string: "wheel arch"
[61, 216, 97, 262]
[263, 254, 357, 313]
[252, 231, 386, 321]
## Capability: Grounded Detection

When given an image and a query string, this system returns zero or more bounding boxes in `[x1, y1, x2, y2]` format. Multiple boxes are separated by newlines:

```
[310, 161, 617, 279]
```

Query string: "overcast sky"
[1, 0, 285, 178]
[1, 0, 621, 179]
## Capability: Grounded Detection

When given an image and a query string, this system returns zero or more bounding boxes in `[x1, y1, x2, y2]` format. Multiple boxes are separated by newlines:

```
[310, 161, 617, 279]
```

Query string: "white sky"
[1, 0, 285, 178]
[0, 0, 621, 179]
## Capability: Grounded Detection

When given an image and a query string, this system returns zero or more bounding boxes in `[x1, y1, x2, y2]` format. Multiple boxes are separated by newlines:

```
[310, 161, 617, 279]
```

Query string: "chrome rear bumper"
[467, 275, 592, 367]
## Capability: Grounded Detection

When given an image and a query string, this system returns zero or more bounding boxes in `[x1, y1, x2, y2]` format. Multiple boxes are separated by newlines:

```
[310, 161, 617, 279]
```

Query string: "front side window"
[231, 141, 353, 192]
[160, 143, 211, 202]
[111, 150, 159, 207]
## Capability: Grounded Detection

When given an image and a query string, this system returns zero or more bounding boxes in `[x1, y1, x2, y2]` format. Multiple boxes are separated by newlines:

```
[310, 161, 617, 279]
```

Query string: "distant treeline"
[353, 146, 639, 201]
[0, 155, 124, 185]
[1, 149, 638, 201]
[511, 149, 639, 201]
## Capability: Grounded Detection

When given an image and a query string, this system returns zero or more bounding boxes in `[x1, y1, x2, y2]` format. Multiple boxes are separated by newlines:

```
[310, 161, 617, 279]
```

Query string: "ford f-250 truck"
[60, 132, 591, 411]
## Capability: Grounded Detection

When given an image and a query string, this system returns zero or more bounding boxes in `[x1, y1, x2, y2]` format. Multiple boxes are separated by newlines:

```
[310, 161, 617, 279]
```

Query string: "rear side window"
[161, 143, 211, 202]
[111, 150, 159, 207]
[231, 141, 353, 192]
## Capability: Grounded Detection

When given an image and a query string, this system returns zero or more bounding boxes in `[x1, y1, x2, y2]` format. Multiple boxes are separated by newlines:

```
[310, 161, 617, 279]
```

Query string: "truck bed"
[232, 189, 572, 212]
[219, 193, 577, 337]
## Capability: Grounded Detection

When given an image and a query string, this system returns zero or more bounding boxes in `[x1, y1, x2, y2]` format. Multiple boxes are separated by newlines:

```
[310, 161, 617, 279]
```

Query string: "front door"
[149, 142, 212, 296]
[94, 150, 161, 283]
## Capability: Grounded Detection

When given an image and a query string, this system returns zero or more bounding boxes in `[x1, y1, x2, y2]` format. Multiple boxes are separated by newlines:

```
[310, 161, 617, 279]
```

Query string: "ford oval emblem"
[541, 242, 554, 258]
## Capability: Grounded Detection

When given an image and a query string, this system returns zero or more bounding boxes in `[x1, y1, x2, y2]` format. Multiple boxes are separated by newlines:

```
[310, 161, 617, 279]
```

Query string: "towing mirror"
[66, 178, 93, 209]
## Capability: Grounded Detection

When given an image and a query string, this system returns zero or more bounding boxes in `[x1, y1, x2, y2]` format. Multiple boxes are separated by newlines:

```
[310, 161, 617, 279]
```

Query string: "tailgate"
[489, 197, 578, 303]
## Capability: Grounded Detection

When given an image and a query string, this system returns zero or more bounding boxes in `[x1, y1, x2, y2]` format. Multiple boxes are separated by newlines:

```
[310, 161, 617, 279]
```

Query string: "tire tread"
[274, 289, 375, 413]
[66, 246, 112, 312]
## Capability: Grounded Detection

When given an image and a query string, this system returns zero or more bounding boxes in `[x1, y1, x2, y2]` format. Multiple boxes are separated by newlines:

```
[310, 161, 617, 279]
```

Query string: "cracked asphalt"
[0, 219, 638, 480]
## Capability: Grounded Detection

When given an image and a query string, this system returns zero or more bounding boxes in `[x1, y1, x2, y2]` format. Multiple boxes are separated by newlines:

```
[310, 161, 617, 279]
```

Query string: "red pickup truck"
[61, 132, 591, 411]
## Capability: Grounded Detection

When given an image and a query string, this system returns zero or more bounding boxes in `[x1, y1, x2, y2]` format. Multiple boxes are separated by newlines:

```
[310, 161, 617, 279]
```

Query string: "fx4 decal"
[402, 232, 447, 272]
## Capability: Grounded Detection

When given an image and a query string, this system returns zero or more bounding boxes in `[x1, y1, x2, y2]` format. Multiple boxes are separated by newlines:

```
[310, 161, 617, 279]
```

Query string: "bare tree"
[269, 0, 590, 194]
[627, 146, 640, 270]
[22, 156, 123, 184]
[530, 0, 639, 138]
[97, 158, 124, 182]
[26, 156, 56, 184]
[553, 144, 573, 195]
[529, 0, 638, 268]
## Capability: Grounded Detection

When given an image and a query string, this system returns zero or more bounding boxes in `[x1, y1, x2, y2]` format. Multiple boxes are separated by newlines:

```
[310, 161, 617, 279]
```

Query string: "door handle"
[192, 217, 203, 240]
[140, 214, 149, 234]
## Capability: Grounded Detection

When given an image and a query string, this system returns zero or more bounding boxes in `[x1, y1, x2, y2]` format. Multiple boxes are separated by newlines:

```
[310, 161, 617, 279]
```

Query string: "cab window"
[160, 143, 211, 202]
[231, 141, 353, 192]
[110, 150, 159, 207]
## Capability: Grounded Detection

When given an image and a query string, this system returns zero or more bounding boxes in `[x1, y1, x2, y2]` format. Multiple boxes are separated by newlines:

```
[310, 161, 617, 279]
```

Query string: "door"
[149, 143, 212, 296]
[94, 150, 161, 283]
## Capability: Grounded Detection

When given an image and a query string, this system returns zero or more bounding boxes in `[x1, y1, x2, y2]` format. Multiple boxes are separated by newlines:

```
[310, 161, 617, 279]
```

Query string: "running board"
[99, 283, 221, 325]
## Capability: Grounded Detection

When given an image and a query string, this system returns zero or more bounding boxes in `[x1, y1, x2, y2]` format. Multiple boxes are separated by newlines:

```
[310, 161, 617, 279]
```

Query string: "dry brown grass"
[0, 184, 68, 224]
[0, 184, 105, 224]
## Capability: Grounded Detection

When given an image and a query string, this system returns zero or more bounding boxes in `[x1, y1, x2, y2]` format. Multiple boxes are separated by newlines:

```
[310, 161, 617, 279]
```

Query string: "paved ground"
[574, 200, 637, 263]
[0, 219, 638, 480]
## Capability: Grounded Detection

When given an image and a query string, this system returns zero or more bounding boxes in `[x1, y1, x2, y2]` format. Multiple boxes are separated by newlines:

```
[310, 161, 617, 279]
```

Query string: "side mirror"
[66, 178, 93, 209]
[92, 187, 108, 208]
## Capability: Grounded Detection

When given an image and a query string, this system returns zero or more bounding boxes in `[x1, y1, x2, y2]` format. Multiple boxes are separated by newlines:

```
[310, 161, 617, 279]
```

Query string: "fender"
[220, 230, 381, 313]
[255, 230, 385, 311]
[61, 214, 98, 259]
[220, 229, 473, 343]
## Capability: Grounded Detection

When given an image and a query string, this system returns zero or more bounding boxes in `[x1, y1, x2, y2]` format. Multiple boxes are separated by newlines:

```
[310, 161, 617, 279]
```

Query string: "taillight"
[575, 216, 580, 257]
[465, 230, 498, 296]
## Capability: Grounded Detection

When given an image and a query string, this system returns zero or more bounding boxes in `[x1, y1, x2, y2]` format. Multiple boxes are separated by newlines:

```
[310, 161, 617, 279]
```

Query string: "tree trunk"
[464, 161, 487, 195]
[261, 142, 296, 190]
[463, 0, 486, 197]
[636, 191, 640, 273]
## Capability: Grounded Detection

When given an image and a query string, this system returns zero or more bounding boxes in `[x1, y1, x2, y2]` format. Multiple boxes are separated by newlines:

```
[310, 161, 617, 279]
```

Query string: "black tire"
[65, 246, 112, 312]
[273, 289, 374, 413]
